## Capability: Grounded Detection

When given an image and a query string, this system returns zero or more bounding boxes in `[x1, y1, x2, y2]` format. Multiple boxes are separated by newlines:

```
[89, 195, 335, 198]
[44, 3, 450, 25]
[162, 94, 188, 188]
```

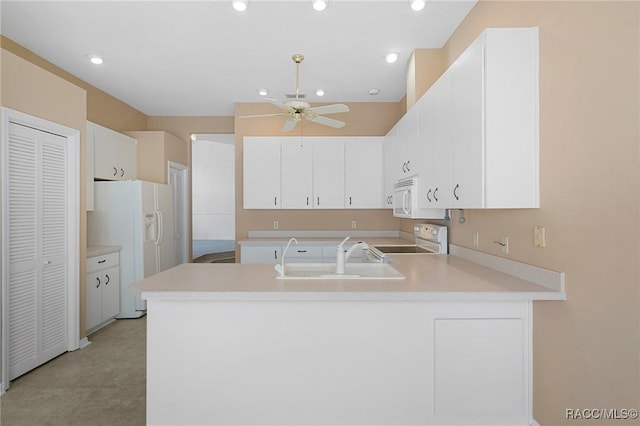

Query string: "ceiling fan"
[239, 54, 350, 132]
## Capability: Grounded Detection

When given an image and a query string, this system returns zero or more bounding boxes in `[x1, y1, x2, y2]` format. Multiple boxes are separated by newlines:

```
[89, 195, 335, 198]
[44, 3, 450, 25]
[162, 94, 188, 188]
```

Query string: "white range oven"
[365, 224, 448, 263]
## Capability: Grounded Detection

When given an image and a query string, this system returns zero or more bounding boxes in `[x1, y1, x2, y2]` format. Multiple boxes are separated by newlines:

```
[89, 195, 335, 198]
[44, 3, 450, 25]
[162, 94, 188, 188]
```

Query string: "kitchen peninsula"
[135, 246, 564, 426]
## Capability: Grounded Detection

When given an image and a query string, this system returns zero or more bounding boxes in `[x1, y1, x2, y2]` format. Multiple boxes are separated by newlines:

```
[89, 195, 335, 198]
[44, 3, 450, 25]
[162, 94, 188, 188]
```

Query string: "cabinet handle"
[120, 168, 124, 177]
[274, 250, 278, 260]
[274, 197, 277, 206]
[113, 166, 118, 176]
[105, 274, 110, 285]
[454, 184, 460, 201]
[306, 197, 309, 206]
[98, 259, 106, 264]
[349, 196, 352, 206]
[317, 197, 320, 206]
[96, 277, 101, 288]
[402, 162, 407, 173]
[297, 250, 307, 253]
[406, 160, 411, 172]
[433, 187, 439, 202]
[426, 189, 432, 202]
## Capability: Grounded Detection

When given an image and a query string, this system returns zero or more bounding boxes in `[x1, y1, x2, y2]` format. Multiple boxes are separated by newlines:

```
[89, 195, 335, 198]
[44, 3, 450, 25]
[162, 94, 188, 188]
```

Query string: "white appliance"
[393, 176, 445, 219]
[365, 224, 448, 263]
[88, 180, 176, 318]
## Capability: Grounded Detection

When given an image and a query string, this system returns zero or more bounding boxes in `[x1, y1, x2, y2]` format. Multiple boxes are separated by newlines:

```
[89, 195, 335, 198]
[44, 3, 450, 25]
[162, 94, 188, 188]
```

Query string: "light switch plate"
[534, 226, 546, 247]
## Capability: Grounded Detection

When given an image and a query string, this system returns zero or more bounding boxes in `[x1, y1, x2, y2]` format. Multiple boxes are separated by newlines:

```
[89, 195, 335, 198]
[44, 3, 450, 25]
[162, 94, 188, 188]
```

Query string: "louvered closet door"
[7, 122, 68, 381]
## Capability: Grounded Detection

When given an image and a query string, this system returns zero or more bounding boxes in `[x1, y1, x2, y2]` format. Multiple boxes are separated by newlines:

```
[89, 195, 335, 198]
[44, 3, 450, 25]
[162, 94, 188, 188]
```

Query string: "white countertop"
[134, 250, 565, 302]
[87, 245, 121, 257]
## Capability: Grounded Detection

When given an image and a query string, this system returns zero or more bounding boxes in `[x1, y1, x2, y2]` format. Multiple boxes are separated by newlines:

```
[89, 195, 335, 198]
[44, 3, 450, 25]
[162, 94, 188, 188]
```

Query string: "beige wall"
[404, 1, 639, 424]
[406, 49, 445, 110]
[127, 131, 189, 184]
[233, 102, 403, 244]
[1, 49, 89, 338]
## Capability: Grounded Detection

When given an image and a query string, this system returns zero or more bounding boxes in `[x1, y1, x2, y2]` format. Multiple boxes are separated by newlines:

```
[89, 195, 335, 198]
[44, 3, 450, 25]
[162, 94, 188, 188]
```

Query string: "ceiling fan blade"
[281, 118, 299, 132]
[305, 114, 346, 129]
[238, 113, 287, 119]
[264, 98, 289, 110]
[306, 104, 350, 115]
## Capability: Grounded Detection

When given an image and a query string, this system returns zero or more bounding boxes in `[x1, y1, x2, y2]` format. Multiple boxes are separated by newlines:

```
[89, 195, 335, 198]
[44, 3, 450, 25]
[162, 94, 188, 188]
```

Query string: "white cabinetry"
[89, 121, 137, 181]
[450, 27, 539, 208]
[344, 137, 384, 209]
[240, 244, 282, 263]
[243, 136, 383, 210]
[312, 138, 345, 209]
[86, 251, 120, 333]
[396, 109, 418, 178]
[281, 139, 313, 209]
[243, 137, 281, 209]
[382, 126, 399, 208]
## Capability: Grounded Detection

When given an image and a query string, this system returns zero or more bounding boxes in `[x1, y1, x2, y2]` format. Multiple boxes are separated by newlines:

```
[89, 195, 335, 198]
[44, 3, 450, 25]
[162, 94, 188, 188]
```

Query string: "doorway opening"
[191, 134, 236, 262]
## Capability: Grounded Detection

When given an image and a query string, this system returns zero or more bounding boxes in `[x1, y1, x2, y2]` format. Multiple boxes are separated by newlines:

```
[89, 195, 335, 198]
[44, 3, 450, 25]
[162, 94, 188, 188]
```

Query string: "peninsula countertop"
[134, 250, 565, 302]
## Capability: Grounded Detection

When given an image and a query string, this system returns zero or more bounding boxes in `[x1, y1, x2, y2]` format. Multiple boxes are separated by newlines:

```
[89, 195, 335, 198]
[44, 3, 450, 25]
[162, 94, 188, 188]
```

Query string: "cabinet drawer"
[286, 245, 323, 259]
[87, 251, 119, 273]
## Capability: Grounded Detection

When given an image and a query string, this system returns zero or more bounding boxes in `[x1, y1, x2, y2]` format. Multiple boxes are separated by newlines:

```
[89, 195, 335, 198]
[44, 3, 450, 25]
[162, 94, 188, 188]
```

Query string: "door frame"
[167, 161, 189, 264]
[0, 107, 80, 392]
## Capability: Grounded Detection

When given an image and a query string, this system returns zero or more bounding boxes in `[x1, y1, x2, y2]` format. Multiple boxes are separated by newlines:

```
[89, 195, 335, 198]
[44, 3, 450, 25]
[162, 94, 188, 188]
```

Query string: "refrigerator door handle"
[156, 210, 164, 246]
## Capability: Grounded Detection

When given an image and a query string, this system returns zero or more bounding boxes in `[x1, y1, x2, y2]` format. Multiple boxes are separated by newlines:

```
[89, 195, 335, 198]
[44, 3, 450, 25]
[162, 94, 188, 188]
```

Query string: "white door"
[6, 122, 68, 381]
[312, 138, 345, 209]
[281, 139, 313, 209]
[155, 183, 176, 273]
[168, 162, 189, 264]
[243, 137, 281, 209]
[344, 138, 384, 209]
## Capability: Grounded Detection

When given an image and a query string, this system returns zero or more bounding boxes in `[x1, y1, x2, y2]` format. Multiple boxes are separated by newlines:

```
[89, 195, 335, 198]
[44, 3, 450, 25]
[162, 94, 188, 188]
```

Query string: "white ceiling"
[1, 0, 477, 116]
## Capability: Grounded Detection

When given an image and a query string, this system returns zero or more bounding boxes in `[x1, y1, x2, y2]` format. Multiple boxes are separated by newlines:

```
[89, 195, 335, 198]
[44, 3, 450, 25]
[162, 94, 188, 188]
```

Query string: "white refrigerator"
[88, 180, 176, 318]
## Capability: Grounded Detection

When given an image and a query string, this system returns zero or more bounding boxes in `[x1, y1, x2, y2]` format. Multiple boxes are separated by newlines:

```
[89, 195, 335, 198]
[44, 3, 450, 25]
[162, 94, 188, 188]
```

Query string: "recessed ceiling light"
[410, 0, 426, 12]
[316, 89, 325, 97]
[368, 88, 380, 96]
[89, 55, 104, 65]
[258, 88, 269, 96]
[312, 0, 327, 11]
[232, 0, 248, 12]
[385, 52, 398, 64]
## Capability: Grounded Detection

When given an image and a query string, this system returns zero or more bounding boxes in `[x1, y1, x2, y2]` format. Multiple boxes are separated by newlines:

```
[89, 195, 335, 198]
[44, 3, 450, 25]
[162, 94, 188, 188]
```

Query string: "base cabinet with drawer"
[87, 251, 120, 333]
[240, 241, 364, 264]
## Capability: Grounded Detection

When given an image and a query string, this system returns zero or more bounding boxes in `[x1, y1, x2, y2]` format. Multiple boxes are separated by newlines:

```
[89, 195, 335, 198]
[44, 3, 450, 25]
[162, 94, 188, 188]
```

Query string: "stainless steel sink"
[275, 263, 404, 280]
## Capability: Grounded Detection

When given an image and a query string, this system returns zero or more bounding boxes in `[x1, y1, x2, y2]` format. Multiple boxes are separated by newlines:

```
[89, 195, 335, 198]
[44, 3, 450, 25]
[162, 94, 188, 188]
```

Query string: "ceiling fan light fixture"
[257, 88, 269, 96]
[316, 89, 325, 97]
[232, 0, 248, 12]
[410, 0, 426, 11]
[385, 52, 398, 64]
[312, 0, 327, 11]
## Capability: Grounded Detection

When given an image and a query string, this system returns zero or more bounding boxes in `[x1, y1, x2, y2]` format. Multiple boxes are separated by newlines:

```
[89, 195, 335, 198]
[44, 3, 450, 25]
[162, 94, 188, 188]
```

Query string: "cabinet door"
[345, 138, 384, 208]
[396, 109, 418, 178]
[312, 138, 345, 209]
[93, 125, 120, 180]
[116, 134, 137, 180]
[243, 137, 281, 209]
[281, 139, 313, 209]
[383, 126, 399, 208]
[102, 266, 120, 320]
[428, 72, 454, 208]
[86, 271, 103, 331]
[240, 245, 282, 263]
[86, 122, 95, 211]
[452, 37, 485, 208]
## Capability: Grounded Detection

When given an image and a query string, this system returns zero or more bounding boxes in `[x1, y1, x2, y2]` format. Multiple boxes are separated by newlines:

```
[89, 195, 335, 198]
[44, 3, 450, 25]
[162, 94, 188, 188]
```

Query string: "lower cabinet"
[240, 245, 283, 263]
[86, 251, 120, 333]
[240, 242, 364, 264]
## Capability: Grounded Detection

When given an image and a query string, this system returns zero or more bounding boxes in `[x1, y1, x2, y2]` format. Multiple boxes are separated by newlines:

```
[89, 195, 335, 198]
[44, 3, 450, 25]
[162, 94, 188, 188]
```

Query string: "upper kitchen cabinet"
[126, 131, 188, 184]
[312, 138, 345, 209]
[243, 137, 281, 209]
[281, 138, 313, 209]
[382, 126, 399, 208]
[450, 27, 539, 208]
[345, 137, 384, 209]
[396, 109, 418, 179]
[89, 121, 137, 181]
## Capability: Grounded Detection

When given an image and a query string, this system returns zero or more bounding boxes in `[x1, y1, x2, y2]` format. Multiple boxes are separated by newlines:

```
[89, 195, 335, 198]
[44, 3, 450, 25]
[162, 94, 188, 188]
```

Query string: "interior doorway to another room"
[191, 134, 236, 262]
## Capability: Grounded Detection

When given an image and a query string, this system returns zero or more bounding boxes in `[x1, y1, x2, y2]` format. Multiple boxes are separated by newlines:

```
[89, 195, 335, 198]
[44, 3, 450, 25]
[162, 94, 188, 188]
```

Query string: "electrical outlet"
[534, 226, 546, 248]
[472, 232, 479, 247]
[351, 220, 357, 229]
[501, 236, 509, 254]
[273, 221, 279, 230]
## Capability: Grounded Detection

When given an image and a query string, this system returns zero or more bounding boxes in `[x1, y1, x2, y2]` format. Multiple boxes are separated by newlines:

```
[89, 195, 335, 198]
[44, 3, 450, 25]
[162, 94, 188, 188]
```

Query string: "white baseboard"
[79, 337, 91, 349]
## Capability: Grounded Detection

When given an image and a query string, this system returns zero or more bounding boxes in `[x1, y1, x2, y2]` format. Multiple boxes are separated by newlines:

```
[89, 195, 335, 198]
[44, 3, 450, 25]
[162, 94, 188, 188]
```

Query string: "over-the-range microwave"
[392, 176, 446, 219]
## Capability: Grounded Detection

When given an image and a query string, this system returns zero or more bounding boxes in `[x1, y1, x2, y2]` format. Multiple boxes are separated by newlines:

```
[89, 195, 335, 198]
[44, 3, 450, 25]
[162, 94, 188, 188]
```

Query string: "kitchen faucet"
[274, 237, 298, 277]
[335, 237, 368, 275]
